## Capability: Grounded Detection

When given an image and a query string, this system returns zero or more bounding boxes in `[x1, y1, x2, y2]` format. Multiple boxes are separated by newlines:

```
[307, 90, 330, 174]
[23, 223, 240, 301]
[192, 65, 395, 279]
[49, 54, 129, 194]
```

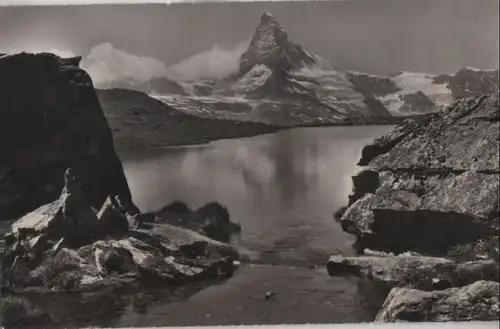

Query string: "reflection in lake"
[1, 126, 395, 327]
[121, 126, 394, 267]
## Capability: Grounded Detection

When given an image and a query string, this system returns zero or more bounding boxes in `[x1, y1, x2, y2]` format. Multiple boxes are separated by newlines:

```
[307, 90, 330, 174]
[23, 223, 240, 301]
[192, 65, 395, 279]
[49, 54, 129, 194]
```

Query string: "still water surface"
[113, 126, 394, 326]
[1, 125, 394, 327]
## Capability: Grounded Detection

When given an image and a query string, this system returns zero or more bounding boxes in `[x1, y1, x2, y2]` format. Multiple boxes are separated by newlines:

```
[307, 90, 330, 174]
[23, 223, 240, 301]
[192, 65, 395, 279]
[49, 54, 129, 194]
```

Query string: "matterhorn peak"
[260, 12, 275, 23]
[239, 12, 316, 76]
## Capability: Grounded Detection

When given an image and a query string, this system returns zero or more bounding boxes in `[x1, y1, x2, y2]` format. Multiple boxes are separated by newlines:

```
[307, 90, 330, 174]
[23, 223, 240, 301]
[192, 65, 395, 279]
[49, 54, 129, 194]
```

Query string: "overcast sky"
[1, 0, 498, 76]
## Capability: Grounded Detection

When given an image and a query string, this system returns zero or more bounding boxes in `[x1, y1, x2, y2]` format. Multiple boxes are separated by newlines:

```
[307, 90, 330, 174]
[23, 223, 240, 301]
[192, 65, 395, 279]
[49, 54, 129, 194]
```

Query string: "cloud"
[80, 41, 248, 84]
[169, 41, 249, 81]
[80, 43, 175, 85]
[2, 41, 249, 84]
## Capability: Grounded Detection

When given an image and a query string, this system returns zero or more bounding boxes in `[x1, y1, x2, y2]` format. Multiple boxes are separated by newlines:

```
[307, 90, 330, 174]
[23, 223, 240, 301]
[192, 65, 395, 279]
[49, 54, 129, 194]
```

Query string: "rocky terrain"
[0, 52, 242, 327]
[347, 69, 499, 116]
[328, 93, 500, 322]
[97, 77, 189, 97]
[94, 13, 498, 125]
[100, 12, 393, 126]
[96, 88, 280, 153]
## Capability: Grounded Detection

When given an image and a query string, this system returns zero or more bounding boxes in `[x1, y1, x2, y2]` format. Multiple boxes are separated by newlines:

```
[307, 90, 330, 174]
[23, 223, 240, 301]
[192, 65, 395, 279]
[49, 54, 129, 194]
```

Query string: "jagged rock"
[327, 254, 499, 290]
[341, 94, 500, 255]
[9, 168, 100, 248]
[0, 52, 138, 221]
[239, 12, 315, 75]
[96, 195, 130, 238]
[375, 280, 500, 322]
[2, 211, 239, 293]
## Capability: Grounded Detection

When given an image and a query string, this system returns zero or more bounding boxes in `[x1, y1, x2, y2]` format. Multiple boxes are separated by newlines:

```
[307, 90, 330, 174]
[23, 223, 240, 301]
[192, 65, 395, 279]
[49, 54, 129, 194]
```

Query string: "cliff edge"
[0, 52, 138, 221]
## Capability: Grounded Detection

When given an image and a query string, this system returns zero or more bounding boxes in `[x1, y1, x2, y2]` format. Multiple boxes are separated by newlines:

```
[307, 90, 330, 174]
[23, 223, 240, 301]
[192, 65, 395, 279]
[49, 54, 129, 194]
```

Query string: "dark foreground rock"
[0, 52, 138, 222]
[329, 93, 499, 322]
[1, 169, 240, 294]
[375, 280, 500, 322]
[0, 52, 243, 328]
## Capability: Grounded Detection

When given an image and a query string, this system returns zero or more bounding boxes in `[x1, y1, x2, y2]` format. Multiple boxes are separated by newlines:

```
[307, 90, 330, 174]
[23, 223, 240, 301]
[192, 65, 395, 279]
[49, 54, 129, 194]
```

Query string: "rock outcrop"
[0, 52, 138, 221]
[375, 281, 500, 322]
[143, 201, 241, 243]
[329, 93, 499, 322]
[327, 253, 499, 291]
[1, 169, 240, 293]
[341, 94, 499, 255]
[447, 68, 499, 100]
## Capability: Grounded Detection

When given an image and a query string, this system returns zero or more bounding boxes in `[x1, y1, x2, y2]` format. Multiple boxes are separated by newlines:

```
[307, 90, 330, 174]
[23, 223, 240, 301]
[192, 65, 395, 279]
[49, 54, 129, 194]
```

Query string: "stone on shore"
[1, 170, 240, 292]
[375, 280, 500, 322]
[327, 254, 499, 290]
[145, 201, 242, 243]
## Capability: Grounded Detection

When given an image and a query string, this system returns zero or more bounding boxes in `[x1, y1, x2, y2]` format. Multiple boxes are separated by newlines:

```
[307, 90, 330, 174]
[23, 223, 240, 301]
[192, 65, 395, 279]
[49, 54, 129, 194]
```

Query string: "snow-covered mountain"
[346, 69, 499, 116]
[95, 13, 499, 125]
[152, 12, 391, 126]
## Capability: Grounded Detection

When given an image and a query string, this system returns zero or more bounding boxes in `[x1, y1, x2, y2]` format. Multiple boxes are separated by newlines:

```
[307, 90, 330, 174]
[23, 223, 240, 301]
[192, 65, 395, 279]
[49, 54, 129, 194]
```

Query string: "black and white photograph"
[0, 0, 499, 327]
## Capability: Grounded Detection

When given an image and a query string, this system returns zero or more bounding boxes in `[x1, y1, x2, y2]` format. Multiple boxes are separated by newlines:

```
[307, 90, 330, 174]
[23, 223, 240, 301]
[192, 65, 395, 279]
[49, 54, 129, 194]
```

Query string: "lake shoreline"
[112, 116, 424, 154]
[99, 88, 427, 153]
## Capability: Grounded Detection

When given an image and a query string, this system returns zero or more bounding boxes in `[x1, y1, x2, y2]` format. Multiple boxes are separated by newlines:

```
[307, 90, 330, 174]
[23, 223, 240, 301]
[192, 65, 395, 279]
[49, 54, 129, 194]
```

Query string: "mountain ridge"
[92, 13, 499, 125]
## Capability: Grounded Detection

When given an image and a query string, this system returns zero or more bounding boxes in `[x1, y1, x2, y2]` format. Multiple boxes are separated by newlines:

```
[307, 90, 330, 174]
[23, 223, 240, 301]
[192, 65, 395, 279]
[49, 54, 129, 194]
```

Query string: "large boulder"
[0, 52, 138, 222]
[146, 201, 242, 243]
[375, 280, 500, 322]
[1, 170, 239, 292]
[9, 168, 101, 248]
[339, 94, 500, 255]
[2, 221, 239, 292]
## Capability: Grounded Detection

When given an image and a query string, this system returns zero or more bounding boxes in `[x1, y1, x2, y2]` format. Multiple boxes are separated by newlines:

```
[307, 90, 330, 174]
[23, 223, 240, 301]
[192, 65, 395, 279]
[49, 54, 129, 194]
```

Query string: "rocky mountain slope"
[95, 13, 498, 125]
[101, 13, 393, 126]
[96, 88, 280, 153]
[0, 53, 138, 221]
[327, 93, 500, 322]
[96, 77, 189, 97]
[347, 68, 499, 116]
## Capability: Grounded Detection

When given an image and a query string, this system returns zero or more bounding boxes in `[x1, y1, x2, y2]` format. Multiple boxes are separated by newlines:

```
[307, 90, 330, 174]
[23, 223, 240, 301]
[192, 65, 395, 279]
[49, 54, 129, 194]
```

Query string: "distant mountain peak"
[260, 12, 274, 23]
[239, 12, 316, 75]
